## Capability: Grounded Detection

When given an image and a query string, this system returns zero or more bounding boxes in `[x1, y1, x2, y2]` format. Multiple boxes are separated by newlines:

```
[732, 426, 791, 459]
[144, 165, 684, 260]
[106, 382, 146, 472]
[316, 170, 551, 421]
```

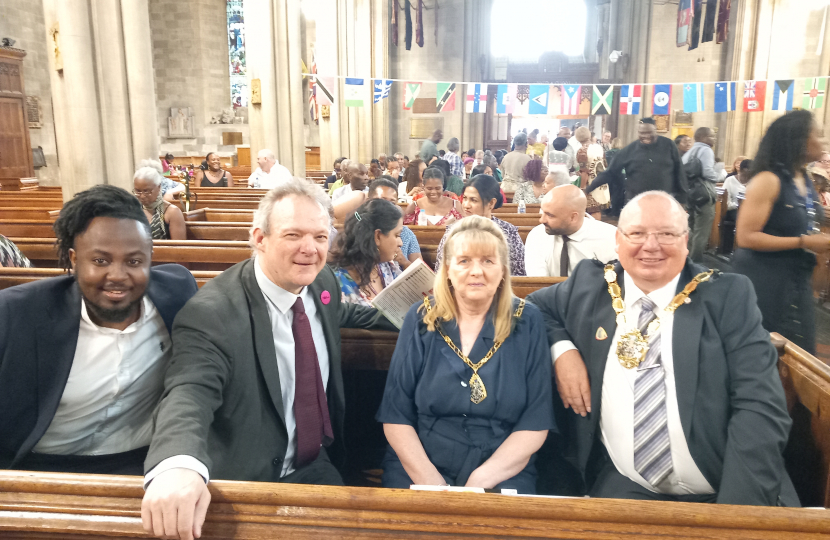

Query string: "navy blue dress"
[376, 298, 555, 493]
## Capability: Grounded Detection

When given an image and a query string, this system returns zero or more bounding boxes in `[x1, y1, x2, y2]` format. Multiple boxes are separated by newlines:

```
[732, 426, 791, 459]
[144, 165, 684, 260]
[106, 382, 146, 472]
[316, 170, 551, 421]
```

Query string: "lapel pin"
[596, 327, 608, 340]
[684, 297, 691, 304]
[320, 290, 331, 305]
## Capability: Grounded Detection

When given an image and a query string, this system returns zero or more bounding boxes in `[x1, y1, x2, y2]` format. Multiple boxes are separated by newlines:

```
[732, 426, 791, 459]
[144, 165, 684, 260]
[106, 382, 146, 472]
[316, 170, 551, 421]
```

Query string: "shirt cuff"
[143, 455, 210, 489]
[551, 341, 577, 365]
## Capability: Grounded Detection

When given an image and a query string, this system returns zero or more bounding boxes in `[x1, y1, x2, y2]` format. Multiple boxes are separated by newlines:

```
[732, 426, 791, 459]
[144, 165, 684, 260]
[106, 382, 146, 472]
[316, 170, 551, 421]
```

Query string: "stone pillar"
[275, 0, 307, 176]
[315, 3, 343, 169]
[42, 0, 158, 198]
[42, 0, 107, 200]
[460, 0, 491, 151]
[120, 0, 159, 164]
[245, 0, 281, 167]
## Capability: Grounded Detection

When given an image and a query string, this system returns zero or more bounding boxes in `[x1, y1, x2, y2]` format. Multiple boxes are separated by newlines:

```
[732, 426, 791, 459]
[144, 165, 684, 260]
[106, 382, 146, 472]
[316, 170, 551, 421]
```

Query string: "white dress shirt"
[723, 175, 746, 211]
[34, 296, 171, 455]
[524, 217, 618, 277]
[331, 183, 368, 202]
[553, 273, 715, 496]
[248, 162, 293, 189]
[144, 257, 330, 485]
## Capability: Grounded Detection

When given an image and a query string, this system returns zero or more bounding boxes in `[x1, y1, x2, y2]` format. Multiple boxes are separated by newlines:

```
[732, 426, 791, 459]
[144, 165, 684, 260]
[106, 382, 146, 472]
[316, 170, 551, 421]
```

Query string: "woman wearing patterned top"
[512, 159, 549, 205]
[330, 199, 404, 306]
[133, 167, 186, 240]
[435, 175, 526, 276]
[0, 235, 31, 267]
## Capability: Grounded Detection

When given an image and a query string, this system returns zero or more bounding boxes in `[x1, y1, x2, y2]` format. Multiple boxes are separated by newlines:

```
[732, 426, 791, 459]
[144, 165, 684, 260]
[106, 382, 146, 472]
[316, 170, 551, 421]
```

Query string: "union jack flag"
[744, 81, 756, 98]
[308, 51, 317, 124]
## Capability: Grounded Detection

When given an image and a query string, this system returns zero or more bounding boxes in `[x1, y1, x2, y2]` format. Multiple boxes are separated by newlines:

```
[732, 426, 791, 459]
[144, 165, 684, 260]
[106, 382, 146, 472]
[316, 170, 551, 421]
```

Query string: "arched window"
[491, 0, 587, 60]
[227, 0, 247, 108]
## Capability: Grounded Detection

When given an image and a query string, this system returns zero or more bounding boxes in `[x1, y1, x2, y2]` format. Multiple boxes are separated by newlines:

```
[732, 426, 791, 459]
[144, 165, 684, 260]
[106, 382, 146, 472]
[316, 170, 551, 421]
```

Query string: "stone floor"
[703, 252, 830, 364]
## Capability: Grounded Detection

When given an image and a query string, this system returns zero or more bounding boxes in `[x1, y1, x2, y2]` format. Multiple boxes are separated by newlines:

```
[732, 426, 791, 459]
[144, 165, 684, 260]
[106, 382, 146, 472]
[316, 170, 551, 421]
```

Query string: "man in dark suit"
[141, 179, 397, 540]
[528, 190, 797, 506]
[0, 185, 197, 475]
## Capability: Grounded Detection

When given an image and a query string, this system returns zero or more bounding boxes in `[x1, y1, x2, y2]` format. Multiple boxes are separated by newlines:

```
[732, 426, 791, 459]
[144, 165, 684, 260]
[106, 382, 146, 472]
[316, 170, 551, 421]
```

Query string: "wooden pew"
[2, 471, 830, 539]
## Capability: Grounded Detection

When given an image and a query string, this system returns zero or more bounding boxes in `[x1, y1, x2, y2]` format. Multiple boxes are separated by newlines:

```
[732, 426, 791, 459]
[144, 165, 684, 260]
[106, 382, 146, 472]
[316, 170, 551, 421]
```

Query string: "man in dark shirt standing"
[588, 118, 686, 205]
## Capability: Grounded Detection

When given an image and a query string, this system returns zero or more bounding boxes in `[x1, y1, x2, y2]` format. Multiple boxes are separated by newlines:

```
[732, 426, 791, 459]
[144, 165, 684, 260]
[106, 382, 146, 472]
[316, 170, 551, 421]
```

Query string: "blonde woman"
[376, 215, 554, 493]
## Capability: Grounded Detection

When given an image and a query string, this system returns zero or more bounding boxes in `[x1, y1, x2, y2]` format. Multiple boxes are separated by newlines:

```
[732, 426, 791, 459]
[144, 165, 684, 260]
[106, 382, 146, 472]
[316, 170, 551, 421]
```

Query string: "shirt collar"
[254, 255, 305, 315]
[567, 218, 593, 242]
[80, 295, 153, 334]
[622, 271, 682, 313]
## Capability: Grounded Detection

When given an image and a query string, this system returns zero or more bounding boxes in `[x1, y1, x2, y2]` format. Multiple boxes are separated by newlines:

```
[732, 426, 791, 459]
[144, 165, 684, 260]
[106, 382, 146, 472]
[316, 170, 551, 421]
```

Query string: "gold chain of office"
[422, 297, 525, 404]
[604, 264, 713, 369]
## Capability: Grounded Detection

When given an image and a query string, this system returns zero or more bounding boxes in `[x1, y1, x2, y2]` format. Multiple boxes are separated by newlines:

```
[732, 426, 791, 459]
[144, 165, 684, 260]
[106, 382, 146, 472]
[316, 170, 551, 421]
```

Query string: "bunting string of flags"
[305, 74, 830, 117]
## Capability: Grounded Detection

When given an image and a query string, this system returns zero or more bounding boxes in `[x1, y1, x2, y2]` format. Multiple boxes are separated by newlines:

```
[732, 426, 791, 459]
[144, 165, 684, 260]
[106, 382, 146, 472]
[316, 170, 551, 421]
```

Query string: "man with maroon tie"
[141, 180, 396, 540]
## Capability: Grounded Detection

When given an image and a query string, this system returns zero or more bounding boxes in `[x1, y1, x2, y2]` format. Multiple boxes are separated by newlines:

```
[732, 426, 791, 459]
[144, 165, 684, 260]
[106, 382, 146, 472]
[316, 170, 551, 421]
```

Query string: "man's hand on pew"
[555, 350, 591, 417]
[142, 468, 211, 540]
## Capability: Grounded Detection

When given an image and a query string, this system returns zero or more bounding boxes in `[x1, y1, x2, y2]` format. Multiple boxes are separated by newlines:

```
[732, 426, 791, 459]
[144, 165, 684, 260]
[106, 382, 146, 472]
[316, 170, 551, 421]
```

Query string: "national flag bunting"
[437, 83, 457, 112]
[315, 76, 334, 106]
[677, 0, 694, 47]
[403, 82, 421, 110]
[466, 84, 488, 113]
[743, 80, 766, 112]
[308, 52, 317, 123]
[652, 84, 672, 115]
[496, 84, 515, 114]
[714, 82, 736, 112]
[683, 83, 704, 113]
[561, 85, 581, 115]
[344, 78, 365, 107]
[619, 84, 641, 115]
[592, 85, 613, 115]
[803, 77, 826, 109]
[373, 79, 392, 104]
[772, 80, 794, 112]
[529, 85, 549, 115]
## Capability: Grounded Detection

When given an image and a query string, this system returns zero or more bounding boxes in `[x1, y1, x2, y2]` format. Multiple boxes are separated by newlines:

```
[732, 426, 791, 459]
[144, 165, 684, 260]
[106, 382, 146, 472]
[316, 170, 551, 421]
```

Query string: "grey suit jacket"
[145, 258, 397, 481]
[527, 258, 797, 506]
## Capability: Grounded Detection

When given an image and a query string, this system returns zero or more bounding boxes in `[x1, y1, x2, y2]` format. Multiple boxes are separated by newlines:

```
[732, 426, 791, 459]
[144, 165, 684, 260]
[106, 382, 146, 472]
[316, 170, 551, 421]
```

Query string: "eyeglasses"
[620, 230, 687, 245]
[133, 189, 156, 196]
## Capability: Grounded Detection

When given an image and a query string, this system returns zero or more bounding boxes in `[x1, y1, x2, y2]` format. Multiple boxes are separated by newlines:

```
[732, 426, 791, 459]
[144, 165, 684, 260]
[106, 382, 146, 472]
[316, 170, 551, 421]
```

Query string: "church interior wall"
[149, 0, 247, 164]
[0, 0, 60, 186]
[388, 0, 468, 158]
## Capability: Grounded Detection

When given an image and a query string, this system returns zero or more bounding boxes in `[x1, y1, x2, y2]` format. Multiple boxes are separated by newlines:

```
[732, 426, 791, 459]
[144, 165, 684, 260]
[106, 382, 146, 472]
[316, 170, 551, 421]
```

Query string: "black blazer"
[0, 264, 198, 469]
[145, 258, 397, 481]
[527, 258, 797, 506]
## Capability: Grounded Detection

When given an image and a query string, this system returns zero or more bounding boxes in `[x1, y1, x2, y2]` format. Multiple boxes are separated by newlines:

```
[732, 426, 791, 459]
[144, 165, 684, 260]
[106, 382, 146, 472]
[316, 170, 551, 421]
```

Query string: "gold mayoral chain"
[422, 297, 525, 404]
[604, 264, 713, 369]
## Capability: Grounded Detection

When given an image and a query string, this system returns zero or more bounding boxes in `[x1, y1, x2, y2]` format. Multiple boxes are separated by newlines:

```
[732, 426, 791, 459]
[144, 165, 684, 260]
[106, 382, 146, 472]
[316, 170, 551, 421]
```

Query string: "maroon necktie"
[291, 297, 333, 468]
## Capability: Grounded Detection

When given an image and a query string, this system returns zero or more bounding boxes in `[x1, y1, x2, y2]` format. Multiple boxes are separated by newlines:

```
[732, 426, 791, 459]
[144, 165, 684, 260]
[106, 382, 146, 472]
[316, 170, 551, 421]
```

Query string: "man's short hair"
[619, 191, 688, 233]
[547, 165, 571, 186]
[368, 177, 398, 195]
[447, 137, 460, 152]
[334, 156, 347, 167]
[639, 117, 656, 125]
[393, 152, 403, 160]
[513, 133, 528, 147]
[257, 148, 276, 161]
[740, 159, 753, 171]
[674, 135, 689, 146]
[694, 127, 712, 141]
[251, 179, 331, 241]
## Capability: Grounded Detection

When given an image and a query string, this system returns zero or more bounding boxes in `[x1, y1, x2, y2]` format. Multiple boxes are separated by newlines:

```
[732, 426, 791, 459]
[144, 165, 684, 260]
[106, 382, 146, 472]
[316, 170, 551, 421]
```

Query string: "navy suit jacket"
[0, 264, 197, 469]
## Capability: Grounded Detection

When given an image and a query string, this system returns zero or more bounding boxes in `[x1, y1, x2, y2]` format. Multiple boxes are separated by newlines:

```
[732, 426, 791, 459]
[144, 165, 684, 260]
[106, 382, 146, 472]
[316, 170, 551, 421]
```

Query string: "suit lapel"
[240, 260, 286, 424]
[15, 280, 82, 462]
[146, 268, 175, 334]
[588, 262, 622, 413]
[671, 262, 702, 442]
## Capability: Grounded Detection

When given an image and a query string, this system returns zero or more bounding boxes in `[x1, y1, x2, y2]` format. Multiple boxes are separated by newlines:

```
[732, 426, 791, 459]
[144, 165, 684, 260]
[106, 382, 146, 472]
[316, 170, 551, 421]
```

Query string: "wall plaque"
[26, 96, 41, 128]
[674, 110, 693, 125]
[222, 131, 243, 145]
[410, 118, 443, 139]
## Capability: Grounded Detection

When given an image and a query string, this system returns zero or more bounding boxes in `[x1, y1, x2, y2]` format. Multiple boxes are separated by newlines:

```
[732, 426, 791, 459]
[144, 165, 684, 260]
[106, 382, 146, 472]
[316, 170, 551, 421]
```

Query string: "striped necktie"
[633, 296, 673, 487]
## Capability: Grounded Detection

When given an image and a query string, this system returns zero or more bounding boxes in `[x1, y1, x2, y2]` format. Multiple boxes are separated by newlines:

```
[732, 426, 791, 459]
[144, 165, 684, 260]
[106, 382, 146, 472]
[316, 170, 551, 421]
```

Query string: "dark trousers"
[590, 460, 716, 503]
[15, 446, 149, 476]
[280, 447, 344, 486]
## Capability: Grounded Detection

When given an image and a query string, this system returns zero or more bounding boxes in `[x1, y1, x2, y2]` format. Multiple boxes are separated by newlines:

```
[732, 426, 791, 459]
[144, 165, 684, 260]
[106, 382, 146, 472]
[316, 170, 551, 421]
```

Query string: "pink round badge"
[320, 290, 331, 305]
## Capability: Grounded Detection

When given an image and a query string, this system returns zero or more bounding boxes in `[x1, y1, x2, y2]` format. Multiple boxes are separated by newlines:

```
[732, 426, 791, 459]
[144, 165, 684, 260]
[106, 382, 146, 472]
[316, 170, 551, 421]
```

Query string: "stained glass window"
[227, 0, 247, 108]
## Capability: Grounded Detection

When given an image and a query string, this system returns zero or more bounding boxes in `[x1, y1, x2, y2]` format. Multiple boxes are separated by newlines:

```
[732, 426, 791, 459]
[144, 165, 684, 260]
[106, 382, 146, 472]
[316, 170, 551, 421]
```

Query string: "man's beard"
[545, 225, 569, 236]
[83, 295, 144, 323]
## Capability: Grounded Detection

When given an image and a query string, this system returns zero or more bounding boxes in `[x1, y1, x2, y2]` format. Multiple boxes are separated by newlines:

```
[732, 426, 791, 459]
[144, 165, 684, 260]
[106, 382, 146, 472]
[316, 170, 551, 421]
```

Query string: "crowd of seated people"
[2, 116, 827, 540]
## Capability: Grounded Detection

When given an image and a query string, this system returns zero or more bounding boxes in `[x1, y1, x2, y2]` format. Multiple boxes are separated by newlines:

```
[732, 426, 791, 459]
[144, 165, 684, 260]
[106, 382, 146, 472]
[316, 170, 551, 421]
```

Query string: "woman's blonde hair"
[611, 137, 623, 149]
[422, 215, 515, 342]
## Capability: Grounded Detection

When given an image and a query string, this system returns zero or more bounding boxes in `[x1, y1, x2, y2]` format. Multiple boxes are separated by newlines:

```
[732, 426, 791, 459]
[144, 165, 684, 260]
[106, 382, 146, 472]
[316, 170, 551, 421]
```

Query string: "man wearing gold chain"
[527, 191, 798, 506]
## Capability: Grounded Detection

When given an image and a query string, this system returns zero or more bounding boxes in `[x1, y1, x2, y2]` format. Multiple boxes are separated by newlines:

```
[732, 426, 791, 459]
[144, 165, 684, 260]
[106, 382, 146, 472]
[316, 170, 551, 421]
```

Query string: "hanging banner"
[403, 82, 421, 110]
[620, 84, 642, 115]
[373, 79, 392, 104]
[803, 77, 826, 109]
[528, 85, 549, 115]
[772, 80, 794, 112]
[437, 82, 457, 112]
[714, 81, 737, 112]
[344, 78, 365, 107]
[466, 84, 488, 113]
[592, 85, 614, 115]
[561, 85, 581, 115]
[743, 80, 766, 112]
[677, 0, 694, 47]
[496, 84, 515, 114]
[683, 83, 704, 113]
[652, 84, 672, 115]
[315, 76, 334, 106]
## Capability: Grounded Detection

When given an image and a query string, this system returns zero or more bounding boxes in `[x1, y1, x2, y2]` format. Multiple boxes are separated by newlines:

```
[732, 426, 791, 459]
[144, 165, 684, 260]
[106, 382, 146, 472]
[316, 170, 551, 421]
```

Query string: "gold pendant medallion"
[469, 373, 487, 404]
[616, 329, 649, 369]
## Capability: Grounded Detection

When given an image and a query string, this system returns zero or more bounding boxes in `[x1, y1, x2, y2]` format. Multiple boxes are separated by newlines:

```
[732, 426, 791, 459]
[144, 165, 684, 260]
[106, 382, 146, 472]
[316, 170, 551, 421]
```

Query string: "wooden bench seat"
[2, 470, 830, 539]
